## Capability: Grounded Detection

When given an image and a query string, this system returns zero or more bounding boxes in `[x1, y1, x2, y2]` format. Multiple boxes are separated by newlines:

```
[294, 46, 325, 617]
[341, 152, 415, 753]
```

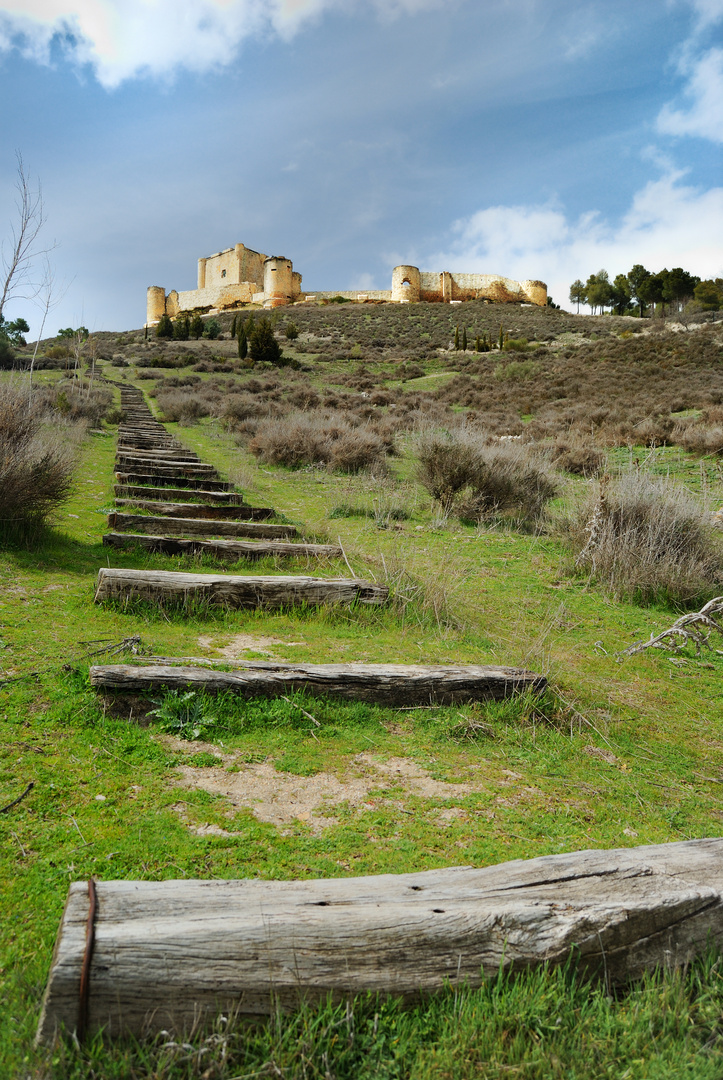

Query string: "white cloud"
[0, 0, 443, 87]
[657, 46, 723, 143]
[421, 168, 723, 309]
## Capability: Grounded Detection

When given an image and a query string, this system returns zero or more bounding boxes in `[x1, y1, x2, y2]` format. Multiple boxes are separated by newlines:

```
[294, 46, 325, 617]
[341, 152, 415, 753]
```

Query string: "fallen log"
[36, 838, 723, 1043]
[102, 533, 341, 561]
[90, 660, 546, 703]
[94, 568, 389, 608]
[114, 484, 244, 504]
[107, 513, 296, 539]
[113, 499, 273, 520]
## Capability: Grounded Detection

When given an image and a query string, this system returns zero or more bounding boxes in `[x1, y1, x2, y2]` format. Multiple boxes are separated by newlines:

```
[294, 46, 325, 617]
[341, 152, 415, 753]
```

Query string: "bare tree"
[29, 254, 68, 387]
[0, 152, 52, 321]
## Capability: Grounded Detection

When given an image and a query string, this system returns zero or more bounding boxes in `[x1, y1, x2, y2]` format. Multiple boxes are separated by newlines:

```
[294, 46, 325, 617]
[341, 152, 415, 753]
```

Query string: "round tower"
[391, 265, 421, 303]
[521, 280, 547, 307]
[146, 286, 166, 325]
[263, 257, 294, 307]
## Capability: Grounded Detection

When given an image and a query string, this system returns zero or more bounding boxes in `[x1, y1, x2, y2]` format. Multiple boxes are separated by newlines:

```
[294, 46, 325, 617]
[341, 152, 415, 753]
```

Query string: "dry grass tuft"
[0, 384, 76, 541]
[417, 430, 559, 524]
[248, 410, 392, 473]
[565, 470, 723, 605]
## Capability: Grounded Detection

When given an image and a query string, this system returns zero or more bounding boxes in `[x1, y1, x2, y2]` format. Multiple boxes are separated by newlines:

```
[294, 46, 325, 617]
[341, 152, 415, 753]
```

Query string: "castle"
[146, 243, 547, 324]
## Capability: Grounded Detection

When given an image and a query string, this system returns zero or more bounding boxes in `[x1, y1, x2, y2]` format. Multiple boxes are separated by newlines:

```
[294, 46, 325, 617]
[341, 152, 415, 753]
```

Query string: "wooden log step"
[107, 513, 296, 539]
[114, 484, 244, 504]
[117, 445, 197, 456]
[36, 838, 723, 1043]
[102, 533, 341, 561]
[114, 473, 232, 491]
[114, 499, 273, 521]
[114, 459, 219, 476]
[94, 568, 389, 608]
[90, 660, 546, 703]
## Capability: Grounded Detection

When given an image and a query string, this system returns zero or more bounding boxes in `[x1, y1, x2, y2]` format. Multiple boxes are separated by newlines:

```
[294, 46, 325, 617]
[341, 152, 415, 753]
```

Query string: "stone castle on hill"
[146, 242, 547, 324]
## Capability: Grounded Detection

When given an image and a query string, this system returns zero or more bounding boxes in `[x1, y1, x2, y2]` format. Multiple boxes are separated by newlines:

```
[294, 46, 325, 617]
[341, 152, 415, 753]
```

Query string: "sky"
[0, 0, 722, 334]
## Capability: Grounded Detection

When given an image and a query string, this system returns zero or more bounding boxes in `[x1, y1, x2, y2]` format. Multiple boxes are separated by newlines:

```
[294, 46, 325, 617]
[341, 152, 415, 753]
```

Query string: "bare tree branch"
[0, 152, 54, 320]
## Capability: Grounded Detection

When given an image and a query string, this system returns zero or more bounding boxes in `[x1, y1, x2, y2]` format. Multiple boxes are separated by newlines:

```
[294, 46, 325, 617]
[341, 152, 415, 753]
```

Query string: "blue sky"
[1, 0, 721, 333]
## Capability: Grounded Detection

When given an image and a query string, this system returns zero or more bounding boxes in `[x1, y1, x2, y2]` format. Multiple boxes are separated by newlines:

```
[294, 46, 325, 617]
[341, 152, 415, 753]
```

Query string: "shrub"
[156, 314, 173, 339]
[0, 337, 15, 370]
[249, 317, 282, 365]
[249, 410, 390, 473]
[156, 390, 210, 424]
[566, 471, 722, 604]
[173, 316, 190, 341]
[551, 429, 607, 476]
[0, 385, 75, 541]
[284, 321, 299, 340]
[36, 380, 114, 426]
[417, 430, 559, 523]
[203, 318, 221, 340]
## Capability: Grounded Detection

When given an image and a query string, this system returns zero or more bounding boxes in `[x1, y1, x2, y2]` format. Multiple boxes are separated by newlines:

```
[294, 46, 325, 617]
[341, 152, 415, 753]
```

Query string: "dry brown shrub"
[0, 384, 75, 540]
[565, 470, 722, 605]
[248, 410, 391, 473]
[550, 428, 607, 476]
[417, 430, 559, 523]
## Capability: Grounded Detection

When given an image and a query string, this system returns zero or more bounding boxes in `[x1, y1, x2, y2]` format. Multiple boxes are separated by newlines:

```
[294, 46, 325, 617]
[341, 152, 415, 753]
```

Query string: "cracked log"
[94, 568, 389, 608]
[90, 660, 545, 704]
[102, 533, 341, 561]
[36, 838, 723, 1043]
[107, 513, 297, 539]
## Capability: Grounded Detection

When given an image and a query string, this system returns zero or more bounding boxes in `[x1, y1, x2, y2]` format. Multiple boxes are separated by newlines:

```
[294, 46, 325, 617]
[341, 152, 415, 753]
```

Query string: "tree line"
[569, 266, 723, 317]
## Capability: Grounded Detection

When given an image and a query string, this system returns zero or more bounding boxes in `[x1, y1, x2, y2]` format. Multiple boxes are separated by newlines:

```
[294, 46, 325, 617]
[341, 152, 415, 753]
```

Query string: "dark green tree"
[0, 315, 30, 345]
[663, 268, 700, 314]
[189, 314, 204, 339]
[249, 316, 282, 365]
[626, 264, 651, 317]
[237, 325, 248, 360]
[230, 315, 237, 339]
[612, 274, 631, 316]
[454, 325, 460, 350]
[462, 327, 468, 351]
[173, 315, 190, 341]
[694, 279, 723, 310]
[639, 271, 667, 316]
[585, 270, 613, 314]
[284, 320, 299, 340]
[203, 318, 221, 340]
[155, 313, 173, 339]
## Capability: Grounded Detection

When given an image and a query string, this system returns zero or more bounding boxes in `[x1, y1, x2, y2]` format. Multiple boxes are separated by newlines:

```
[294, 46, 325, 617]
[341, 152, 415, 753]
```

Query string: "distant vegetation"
[569, 264, 722, 317]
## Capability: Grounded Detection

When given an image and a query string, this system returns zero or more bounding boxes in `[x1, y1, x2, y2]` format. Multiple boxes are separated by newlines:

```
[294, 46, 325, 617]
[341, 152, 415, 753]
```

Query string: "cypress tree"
[462, 327, 468, 351]
[156, 313, 173, 339]
[238, 325, 248, 360]
[454, 325, 459, 350]
[475, 336, 481, 352]
[498, 324, 504, 350]
[230, 315, 237, 339]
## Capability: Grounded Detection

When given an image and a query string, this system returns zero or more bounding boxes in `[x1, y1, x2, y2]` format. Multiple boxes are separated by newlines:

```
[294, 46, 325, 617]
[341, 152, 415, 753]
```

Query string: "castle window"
[221, 269, 227, 278]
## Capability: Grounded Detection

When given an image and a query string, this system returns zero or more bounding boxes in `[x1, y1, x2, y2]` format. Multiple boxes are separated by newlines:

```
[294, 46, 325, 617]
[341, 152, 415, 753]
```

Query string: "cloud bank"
[0, 0, 442, 87]
[423, 168, 723, 310]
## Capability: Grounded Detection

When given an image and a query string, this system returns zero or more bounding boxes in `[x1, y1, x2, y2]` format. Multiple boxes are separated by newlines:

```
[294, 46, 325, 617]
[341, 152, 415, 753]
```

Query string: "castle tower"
[263, 256, 294, 307]
[391, 265, 421, 303]
[146, 286, 166, 325]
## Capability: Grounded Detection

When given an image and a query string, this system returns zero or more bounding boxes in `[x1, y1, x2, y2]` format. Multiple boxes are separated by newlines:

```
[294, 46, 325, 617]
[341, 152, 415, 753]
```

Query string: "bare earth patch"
[197, 633, 307, 659]
[168, 742, 480, 834]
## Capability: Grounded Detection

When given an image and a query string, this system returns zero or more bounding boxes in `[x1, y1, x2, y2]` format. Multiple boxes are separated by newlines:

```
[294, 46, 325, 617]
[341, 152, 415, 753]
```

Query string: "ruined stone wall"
[417, 270, 546, 306]
[177, 283, 256, 312]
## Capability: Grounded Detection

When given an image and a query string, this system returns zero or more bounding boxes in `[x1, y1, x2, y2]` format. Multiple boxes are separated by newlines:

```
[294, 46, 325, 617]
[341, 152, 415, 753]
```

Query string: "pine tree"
[156, 313, 173, 339]
[249, 317, 282, 365]
[190, 314, 204, 339]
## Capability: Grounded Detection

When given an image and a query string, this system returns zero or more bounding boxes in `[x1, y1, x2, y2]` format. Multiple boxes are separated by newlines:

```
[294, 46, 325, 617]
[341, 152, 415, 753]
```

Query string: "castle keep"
[146, 243, 546, 324]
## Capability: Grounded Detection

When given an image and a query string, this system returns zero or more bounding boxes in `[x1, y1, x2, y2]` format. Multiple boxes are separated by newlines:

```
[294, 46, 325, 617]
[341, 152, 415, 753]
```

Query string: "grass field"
[3, 304, 723, 1077]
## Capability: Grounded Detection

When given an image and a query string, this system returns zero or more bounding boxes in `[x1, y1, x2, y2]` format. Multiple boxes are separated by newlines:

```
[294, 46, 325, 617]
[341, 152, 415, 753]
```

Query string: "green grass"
[3, 360, 723, 1075]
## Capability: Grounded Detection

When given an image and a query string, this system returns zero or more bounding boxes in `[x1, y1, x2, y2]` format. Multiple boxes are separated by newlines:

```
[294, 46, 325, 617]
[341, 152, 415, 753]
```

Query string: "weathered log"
[36, 838, 723, 1043]
[94, 568, 389, 608]
[90, 660, 546, 703]
[114, 499, 273, 521]
[102, 533, 341, 561]
[114, 473, 232, 491]
[107, 513, 296, 539]
[114, 460, 219, 477]
[114, 484, 244, 505]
